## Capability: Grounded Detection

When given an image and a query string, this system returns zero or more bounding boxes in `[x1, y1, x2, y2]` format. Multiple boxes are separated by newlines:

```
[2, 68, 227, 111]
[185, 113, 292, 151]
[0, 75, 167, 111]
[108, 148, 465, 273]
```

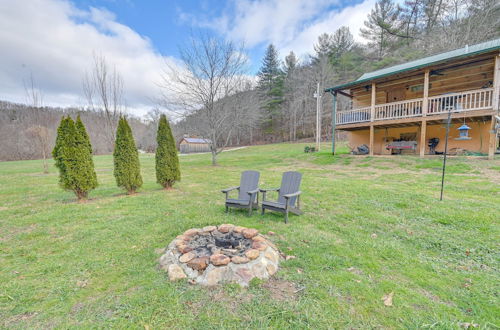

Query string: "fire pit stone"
[159, 224, 281, 286]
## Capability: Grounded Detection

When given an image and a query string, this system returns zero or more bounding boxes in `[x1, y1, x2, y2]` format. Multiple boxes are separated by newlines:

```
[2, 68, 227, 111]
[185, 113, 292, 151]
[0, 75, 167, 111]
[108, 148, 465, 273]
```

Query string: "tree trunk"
[211, 150, 217, 166]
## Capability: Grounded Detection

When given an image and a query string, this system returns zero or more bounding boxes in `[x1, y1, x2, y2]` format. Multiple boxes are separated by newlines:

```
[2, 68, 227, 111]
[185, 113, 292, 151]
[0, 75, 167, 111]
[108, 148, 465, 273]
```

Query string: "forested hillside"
[176, 0, 499, 146]
[1, 0, 498, 161]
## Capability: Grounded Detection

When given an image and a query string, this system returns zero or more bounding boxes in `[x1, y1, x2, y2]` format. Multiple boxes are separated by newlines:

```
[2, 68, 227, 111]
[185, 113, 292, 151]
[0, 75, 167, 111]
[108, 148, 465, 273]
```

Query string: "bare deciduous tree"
[24, 73, 51, 173]
[83, 53, 124, 151]
[160, 33, 248, 165]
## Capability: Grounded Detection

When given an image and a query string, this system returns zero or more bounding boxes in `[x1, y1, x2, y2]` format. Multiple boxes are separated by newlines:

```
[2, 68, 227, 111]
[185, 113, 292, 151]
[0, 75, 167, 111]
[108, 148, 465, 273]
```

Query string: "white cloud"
[0, 0, 176, 116]
[195, 0, 375, 59]
[279, 0, 376, 58]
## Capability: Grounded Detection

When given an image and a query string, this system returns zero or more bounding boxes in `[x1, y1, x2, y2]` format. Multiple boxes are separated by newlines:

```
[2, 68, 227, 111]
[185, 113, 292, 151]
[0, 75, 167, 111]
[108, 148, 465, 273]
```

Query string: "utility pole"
[314, 82, 322, 151]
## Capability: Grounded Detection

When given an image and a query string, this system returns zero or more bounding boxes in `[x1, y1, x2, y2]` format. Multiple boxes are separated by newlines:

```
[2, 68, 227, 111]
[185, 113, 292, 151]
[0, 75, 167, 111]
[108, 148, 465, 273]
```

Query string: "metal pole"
[440, 108, 452, 201]
[331, 91, 337, 155]
[315, 82, 320, 151]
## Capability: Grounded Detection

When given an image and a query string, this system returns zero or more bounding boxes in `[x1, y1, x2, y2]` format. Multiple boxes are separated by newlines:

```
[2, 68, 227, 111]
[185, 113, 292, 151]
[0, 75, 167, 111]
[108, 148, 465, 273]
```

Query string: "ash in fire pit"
[158, 224, 281, 286]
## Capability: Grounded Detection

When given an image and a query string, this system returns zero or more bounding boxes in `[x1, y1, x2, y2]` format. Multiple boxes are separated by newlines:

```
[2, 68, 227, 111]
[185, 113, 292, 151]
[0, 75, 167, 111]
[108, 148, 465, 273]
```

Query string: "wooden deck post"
[492, 54, 500, 112]
[370, 83, 376, 122]
[489, 54, 500, 160]
[369, 125, 374, 156]
[422, 70, 430, 117]
[488, 116, 497, 160]
[419, 120, 427, 157]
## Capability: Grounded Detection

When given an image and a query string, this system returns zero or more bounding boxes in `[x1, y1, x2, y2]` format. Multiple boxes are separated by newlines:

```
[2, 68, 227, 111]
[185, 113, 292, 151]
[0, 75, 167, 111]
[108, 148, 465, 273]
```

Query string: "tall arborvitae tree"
[257, 44, 284, 139]
[75, 114, 93, 155]
[59, 117, 98, 200]
[155, 114, 180, 189]
[52, 116, 70, 185]
[113, 116, 143, 194]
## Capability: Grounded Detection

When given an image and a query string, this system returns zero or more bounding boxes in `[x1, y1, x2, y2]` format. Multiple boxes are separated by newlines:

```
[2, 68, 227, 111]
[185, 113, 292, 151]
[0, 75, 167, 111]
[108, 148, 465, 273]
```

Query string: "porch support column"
[489, 54, 500, 160]
[331, 91, 337, 155]
[422, 69, 430, 117]
[419, 119, 427, 157]
[492, 54, 500, 112]
[488, 116, 497, 160]
[370, 82, 376, 122]
[369, 125, 374, 156]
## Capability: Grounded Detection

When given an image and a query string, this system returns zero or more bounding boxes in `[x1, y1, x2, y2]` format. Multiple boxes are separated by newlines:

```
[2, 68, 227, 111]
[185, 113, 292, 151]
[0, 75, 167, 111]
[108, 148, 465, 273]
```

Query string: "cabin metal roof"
[182, 137, 211, 144]
[325, 38, 500, 93]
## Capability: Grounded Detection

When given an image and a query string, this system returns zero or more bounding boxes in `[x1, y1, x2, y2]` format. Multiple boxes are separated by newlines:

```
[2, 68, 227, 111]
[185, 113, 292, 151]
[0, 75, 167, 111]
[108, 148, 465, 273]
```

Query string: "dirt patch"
[419, 288, 455, 307]
[3, 312, 38, 327]
[186, 286, 255, 317]
[1, 223, 38, 242]
[262, 277, 300, 301]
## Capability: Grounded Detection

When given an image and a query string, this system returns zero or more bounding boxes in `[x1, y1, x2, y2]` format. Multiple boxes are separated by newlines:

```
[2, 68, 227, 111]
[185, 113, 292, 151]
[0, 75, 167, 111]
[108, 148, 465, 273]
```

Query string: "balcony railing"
[336, 106, 371, 124]
[427, 88, 494, 115]
[336, 88, 494, 125]
[374, 98, 422, 120]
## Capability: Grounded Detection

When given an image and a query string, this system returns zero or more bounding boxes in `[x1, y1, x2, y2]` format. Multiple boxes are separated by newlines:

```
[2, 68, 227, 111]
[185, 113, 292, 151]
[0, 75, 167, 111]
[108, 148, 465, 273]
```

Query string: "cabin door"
[386, 88, 405, 103]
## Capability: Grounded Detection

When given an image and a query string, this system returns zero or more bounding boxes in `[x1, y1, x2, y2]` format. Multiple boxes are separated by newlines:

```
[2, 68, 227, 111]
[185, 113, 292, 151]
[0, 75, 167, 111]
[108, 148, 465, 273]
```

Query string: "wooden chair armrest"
[247, 188, 259, 195]
[283, 191, 301, 199]
[221, 186, 239, 193]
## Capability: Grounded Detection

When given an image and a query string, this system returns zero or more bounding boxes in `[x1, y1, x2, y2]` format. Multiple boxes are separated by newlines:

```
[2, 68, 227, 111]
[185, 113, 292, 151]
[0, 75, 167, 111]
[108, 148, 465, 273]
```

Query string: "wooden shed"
[179, 137, 211, 153]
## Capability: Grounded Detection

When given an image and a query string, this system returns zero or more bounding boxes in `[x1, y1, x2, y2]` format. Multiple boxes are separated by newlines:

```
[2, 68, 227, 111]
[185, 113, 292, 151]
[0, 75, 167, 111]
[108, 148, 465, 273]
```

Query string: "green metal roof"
[325, 38, 500, 93]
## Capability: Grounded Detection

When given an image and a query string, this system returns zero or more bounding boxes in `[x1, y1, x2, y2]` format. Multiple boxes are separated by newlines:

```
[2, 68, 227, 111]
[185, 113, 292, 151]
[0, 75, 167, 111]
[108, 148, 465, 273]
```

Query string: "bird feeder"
[455, 124, 471, 140]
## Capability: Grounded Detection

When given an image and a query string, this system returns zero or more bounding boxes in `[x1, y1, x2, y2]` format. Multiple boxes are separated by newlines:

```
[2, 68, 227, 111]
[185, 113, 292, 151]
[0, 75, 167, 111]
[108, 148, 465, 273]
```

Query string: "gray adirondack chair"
[260, 171, 302, 223]
[221, 171, 260, 215]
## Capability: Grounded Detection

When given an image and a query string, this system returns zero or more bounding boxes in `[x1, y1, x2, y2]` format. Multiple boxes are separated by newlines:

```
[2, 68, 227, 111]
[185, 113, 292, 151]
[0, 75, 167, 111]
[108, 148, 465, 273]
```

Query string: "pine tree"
[155, 114, 180, 189]
[360, 0, 401, 58]
[113, 116, 143, 194]
[59, 117, 98, 200]
[257, 44, 284, 138]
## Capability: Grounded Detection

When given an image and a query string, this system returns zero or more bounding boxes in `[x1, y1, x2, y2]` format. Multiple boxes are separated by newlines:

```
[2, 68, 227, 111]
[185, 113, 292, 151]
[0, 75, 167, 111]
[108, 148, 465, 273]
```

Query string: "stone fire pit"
[159, 224, 281, 286]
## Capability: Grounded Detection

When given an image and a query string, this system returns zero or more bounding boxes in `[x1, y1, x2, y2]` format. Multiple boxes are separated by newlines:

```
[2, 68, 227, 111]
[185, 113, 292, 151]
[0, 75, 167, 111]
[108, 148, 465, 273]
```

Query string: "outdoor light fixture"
[455, 123, 471, 140]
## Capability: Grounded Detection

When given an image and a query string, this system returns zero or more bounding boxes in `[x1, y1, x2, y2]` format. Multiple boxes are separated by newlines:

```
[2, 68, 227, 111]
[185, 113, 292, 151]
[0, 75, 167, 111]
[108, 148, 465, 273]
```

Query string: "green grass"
[1, 143, 499, 328]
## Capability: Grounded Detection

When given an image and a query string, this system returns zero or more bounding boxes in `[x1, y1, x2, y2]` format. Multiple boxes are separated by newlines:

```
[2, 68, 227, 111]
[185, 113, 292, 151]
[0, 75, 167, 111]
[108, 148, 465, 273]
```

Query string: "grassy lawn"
[1, 143, 499, 328]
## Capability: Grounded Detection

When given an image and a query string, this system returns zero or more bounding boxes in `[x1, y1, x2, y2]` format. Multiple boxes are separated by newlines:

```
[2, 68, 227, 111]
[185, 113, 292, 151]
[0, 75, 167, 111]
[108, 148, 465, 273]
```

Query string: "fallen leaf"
[144, 324, 151, 330]
[371, 233, 378, 238]
[459, 322, 478, 328]
[267, 231, 275, 236]
[285, 255, 296, 261]
[382, 292, 394, 306]
[131, 245, 137, 249]
[297, 268, 303, 274]
[76, 280, 88, 288]
[465, 249, 470, 256]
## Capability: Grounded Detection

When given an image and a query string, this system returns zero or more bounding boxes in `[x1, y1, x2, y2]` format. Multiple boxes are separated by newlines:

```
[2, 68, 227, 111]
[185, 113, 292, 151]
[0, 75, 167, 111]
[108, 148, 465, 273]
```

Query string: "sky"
[0, 0, 376, 117]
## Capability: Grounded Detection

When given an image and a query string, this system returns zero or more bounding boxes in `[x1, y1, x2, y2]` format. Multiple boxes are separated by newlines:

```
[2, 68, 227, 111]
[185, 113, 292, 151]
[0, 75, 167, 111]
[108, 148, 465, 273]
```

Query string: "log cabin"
[325, 38, 500, 159]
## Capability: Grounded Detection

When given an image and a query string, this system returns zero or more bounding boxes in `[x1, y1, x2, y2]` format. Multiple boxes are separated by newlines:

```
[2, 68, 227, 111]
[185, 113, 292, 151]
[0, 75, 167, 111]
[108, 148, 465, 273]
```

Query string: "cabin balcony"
[336, 88, 496, 127]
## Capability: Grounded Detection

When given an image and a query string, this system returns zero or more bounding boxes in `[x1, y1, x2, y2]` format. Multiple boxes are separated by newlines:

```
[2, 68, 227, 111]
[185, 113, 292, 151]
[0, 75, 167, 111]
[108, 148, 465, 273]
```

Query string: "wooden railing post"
[371, 83, 376, 122]
[422, 70, 429, 117]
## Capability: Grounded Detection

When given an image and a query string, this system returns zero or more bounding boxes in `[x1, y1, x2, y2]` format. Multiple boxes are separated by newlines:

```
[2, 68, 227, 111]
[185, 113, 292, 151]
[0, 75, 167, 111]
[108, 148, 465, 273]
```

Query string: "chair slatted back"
[238, 171, 260, 202]
[278, 171, 302, 206]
